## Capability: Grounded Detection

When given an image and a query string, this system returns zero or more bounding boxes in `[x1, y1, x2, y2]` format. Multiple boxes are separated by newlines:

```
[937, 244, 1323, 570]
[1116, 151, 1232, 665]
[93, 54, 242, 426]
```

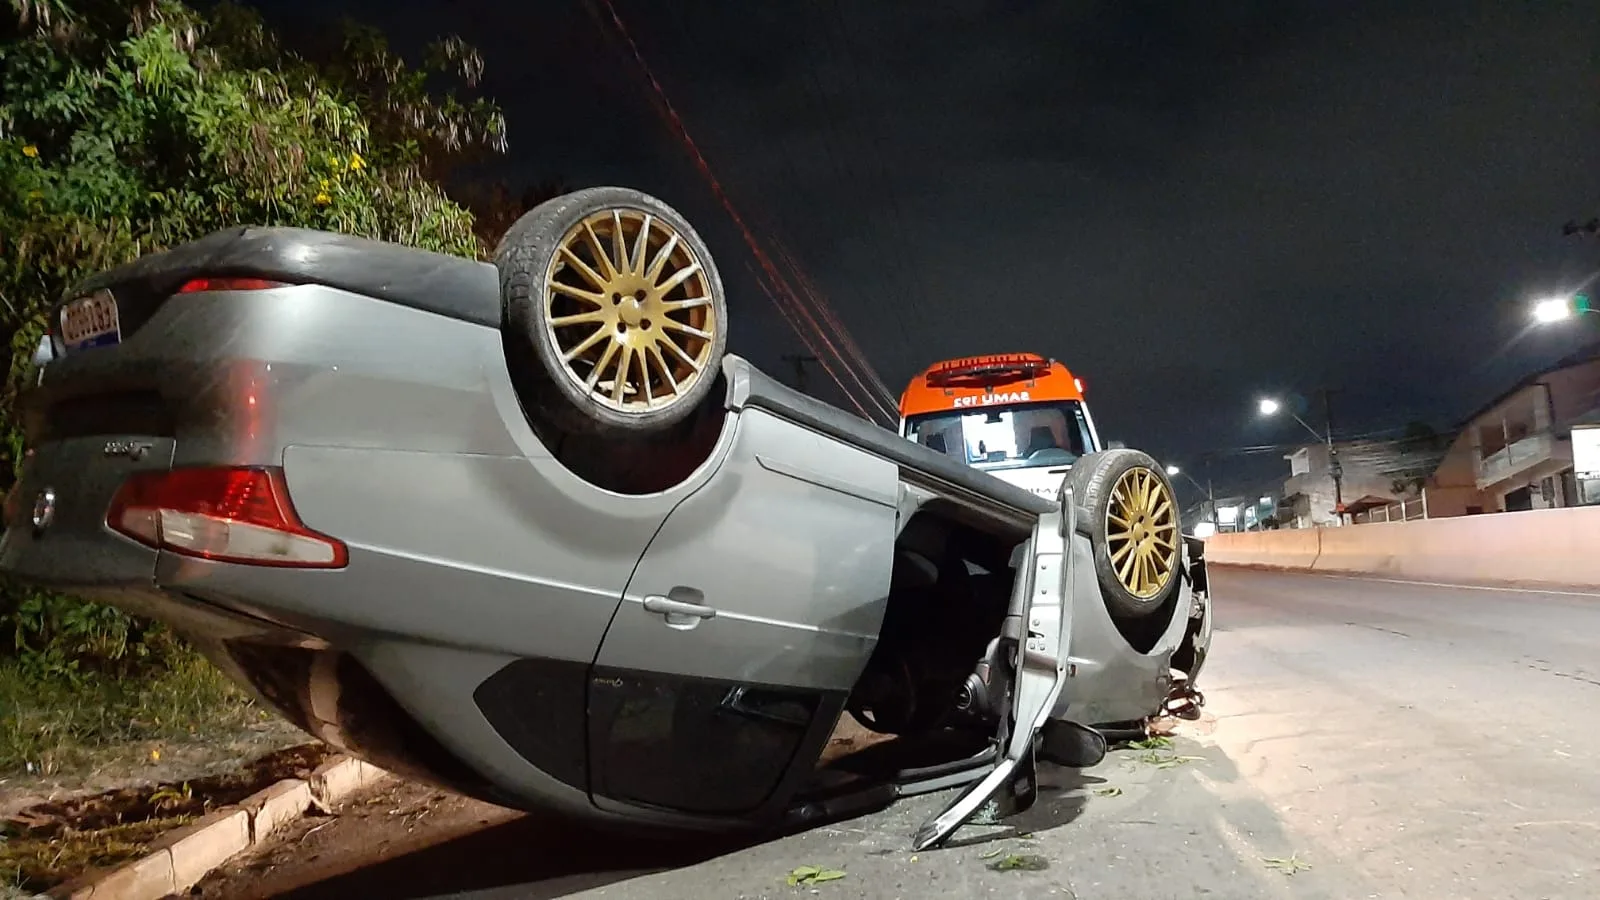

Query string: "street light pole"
[1260, 392, 1342, 522]
[1166, 460, 1218, 531]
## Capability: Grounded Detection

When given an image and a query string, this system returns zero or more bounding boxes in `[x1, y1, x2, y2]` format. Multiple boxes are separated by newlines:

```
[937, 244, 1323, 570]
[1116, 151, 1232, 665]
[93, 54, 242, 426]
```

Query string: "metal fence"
[1351, 496, 1427, 524]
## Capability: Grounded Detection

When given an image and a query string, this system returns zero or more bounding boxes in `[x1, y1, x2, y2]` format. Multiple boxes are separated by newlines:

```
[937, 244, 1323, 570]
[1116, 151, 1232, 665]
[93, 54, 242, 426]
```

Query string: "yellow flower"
[348, 152, 366, 172]
[328, 155, 340, 167]
[22, 144, 39, 158]
[318, 178, 330, 190]
[314, 192, 332, 206]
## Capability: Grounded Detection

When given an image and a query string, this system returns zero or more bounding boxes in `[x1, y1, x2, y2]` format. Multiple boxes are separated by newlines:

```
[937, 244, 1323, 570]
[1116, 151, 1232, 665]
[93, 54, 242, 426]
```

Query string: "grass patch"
[1, 742, 334, 892]
[0, 647, 269, 778]
[1, 814, 198, 893]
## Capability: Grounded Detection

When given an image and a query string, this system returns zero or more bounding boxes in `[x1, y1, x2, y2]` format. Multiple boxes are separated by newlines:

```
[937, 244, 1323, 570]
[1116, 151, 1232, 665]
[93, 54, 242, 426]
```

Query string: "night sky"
[258, 0, 1600, 499]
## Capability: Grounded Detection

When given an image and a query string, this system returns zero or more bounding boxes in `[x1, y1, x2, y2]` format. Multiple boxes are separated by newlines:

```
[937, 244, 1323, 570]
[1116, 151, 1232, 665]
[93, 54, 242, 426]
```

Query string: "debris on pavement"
[1147, 716, 1180, 737]
[1120, 735, 1205, 769]
[1136, 749, 1205, 769]
[786, 864, 847, 886]
[1261, 853, 1313, 875]
[1093, 786, 1123, 797]
[987, 852, 1050, 872]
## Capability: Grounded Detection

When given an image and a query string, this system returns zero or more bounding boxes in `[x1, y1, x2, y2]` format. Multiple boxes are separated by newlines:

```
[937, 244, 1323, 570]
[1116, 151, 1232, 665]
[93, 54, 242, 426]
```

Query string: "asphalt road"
[193, 568, 1600, 900]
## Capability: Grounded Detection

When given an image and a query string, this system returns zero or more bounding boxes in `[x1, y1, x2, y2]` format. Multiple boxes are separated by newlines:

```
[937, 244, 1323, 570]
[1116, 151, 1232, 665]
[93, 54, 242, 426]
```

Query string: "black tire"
[1067, 448, 1183, 620]
[496, 186, 729, 436]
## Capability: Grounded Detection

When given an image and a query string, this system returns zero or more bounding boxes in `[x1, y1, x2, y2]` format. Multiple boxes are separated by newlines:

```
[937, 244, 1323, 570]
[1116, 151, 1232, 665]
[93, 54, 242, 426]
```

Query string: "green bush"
[0, 0, 504, 695]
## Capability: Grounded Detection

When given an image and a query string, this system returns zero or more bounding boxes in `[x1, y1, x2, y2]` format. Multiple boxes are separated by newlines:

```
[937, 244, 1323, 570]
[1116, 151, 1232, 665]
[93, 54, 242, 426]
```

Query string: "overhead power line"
[587, 0, 897, 425]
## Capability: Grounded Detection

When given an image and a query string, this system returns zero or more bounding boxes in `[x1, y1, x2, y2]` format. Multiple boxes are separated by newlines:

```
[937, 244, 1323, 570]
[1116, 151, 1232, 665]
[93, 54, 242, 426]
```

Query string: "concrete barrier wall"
[1205, 505, 1600, 588]
[1205, 527, 1322, 569]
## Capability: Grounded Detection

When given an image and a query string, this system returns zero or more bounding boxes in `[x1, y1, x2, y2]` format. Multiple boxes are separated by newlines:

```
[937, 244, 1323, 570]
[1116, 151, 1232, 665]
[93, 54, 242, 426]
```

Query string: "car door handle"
[642, 595, 717, 620]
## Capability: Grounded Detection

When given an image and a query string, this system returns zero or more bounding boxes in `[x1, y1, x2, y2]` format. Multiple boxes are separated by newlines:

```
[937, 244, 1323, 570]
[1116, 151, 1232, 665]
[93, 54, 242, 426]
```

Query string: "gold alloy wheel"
[543, 208, 717, 413]
[1105, 466, 1179, 600]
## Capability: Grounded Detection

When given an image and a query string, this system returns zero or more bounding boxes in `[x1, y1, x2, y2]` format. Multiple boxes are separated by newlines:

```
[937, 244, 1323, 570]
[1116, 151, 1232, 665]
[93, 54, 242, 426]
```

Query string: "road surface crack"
[1345, 621, 1411, 638]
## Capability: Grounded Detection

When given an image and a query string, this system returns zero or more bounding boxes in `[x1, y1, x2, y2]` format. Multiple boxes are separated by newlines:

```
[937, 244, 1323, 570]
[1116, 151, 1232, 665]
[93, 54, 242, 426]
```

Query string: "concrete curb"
[48, 756, 390, 900]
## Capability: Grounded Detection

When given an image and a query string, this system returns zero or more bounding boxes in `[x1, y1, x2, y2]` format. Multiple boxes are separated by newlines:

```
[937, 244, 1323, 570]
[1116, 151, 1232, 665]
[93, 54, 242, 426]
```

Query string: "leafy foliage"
[0, 0, 505, 685]
[460, 176, 573, 252]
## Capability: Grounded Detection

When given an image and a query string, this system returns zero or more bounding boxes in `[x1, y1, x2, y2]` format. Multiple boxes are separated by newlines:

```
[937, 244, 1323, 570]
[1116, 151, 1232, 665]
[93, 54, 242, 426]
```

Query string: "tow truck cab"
[898, 353, 1103, 500]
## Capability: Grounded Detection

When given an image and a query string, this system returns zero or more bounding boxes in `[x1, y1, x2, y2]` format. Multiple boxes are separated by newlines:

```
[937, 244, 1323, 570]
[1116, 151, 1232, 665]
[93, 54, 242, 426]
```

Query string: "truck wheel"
[1068, 449, 1183, 620]
[496, 186, 728, 435]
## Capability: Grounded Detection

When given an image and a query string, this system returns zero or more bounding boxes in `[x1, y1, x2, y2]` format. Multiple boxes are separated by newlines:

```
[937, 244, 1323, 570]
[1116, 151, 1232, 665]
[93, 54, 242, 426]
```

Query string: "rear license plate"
[59, 290, 121, 352]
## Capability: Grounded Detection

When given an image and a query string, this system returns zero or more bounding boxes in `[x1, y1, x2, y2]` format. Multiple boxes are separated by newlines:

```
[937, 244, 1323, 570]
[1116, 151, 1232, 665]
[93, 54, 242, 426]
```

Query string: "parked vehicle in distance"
[1, 187, 1209, 850]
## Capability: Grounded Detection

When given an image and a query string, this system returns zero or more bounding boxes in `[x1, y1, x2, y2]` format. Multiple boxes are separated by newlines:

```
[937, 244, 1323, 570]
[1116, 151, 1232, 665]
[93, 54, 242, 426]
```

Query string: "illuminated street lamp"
[1532, 297, 1573, 324]
[1165, 462, 1217, 530]
[1257, 391, 1344, 515]
[1258, 396, 1326, 445]
[1531, 293, 1593, 325]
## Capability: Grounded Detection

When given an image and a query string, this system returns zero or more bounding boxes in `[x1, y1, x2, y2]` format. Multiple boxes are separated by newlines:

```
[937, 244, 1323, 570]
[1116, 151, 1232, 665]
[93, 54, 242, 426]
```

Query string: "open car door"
[911, 483, 1078, 850]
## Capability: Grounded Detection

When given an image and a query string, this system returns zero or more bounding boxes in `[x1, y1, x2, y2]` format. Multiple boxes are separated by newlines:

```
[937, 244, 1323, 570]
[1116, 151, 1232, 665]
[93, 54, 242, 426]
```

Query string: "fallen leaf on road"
[1094, 786, 1123, 797]
[979, 847, 1006, 859]
[1262, 853, 1312, 875]
[988, 853, 1050, 872]
[786, 865, 847, 886]
[1128, 736, 1174, 751]
[1137, 749, 1204, 769]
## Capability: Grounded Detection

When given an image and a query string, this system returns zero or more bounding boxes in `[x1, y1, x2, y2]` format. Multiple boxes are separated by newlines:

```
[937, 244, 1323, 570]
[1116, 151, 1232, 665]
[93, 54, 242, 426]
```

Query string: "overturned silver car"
[1, 186, 1210, 849]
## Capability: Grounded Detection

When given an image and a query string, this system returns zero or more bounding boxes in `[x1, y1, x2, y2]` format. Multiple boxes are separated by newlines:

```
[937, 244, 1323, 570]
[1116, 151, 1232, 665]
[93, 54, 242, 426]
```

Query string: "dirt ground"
[189, 714, 905, 899]
[0, 730, 328, 893]
[0, 717, 307, 821]
[189, 778, 520, 900]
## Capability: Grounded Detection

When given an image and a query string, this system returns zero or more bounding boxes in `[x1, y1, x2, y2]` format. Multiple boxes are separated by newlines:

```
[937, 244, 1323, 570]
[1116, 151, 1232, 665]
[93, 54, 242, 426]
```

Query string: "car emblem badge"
[32, 488, 56, 533]
[103, 440, 153, 462]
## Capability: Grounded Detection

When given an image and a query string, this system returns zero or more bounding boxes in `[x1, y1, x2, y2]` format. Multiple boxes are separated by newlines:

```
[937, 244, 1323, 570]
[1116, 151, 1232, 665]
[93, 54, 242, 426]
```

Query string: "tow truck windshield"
[906, 400, 1094, 472]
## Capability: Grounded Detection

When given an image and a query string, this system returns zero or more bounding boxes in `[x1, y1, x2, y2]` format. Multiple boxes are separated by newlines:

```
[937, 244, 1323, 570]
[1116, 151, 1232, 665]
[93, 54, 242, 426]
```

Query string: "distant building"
[1279, 440, 1415, 529]
[1428, 343, 1600, 514]
[1187, 494, 1274, 534]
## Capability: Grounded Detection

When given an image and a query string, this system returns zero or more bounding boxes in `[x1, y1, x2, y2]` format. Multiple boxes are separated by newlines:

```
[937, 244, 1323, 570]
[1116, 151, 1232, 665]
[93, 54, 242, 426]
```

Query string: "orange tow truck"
[898, 352, 1104, 499]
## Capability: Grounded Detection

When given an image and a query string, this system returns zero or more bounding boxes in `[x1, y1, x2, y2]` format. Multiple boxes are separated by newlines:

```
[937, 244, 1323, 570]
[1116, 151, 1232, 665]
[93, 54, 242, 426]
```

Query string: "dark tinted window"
[589, 670, 822, 815]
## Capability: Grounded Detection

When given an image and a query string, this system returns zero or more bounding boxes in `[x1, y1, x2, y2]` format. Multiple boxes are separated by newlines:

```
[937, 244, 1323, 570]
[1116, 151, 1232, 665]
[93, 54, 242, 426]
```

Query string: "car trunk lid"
[1, 434, 175, 588]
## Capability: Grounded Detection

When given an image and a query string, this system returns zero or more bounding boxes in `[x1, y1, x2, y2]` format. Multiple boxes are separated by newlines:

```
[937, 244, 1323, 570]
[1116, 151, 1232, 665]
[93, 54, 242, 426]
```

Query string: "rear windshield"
[904, 400, 1093, 472]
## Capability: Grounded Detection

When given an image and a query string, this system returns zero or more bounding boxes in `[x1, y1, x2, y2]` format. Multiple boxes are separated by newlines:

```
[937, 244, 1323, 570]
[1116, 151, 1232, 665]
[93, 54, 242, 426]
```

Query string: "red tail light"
[107, 467, 347, 568]
[176, 277, 287, 294]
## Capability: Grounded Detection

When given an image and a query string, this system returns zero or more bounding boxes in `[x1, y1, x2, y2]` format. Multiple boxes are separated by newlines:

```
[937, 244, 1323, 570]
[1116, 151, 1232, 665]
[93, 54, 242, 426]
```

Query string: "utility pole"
[1197, 453, 1219, 532]
[781, 354, 818, 392]
[1323, 388, 1344, 513]
[1206, 460, 1217, 531]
